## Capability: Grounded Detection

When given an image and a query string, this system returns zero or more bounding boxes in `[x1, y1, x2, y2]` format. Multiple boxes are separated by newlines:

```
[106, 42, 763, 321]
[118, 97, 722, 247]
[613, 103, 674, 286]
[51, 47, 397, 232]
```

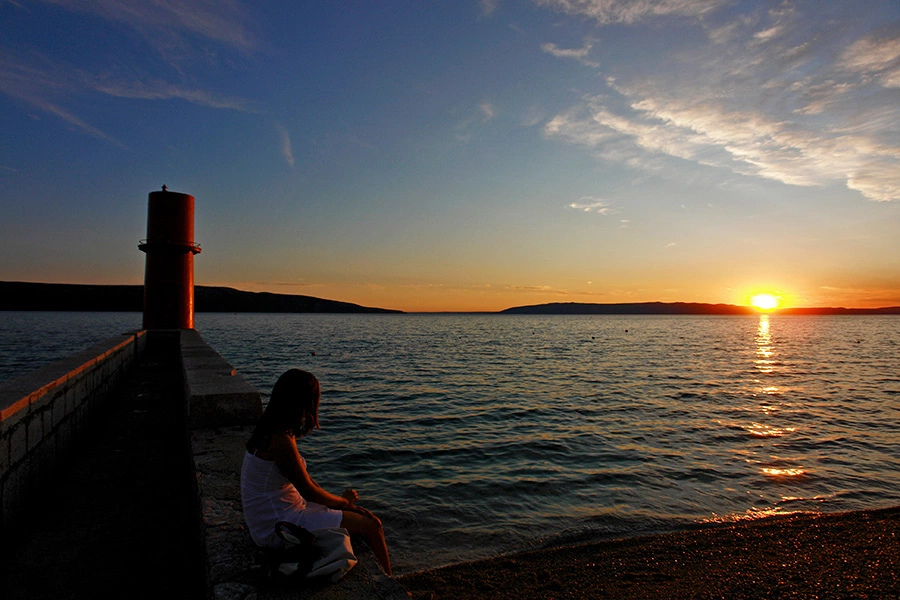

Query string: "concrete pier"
[0, 331, 408, 600]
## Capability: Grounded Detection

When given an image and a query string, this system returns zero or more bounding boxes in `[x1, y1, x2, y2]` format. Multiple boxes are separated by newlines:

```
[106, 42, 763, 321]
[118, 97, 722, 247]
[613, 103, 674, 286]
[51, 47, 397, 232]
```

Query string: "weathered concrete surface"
[192, 425, 409, 600]
[181, 329, 262, 429]
[0, 333, 207, 599]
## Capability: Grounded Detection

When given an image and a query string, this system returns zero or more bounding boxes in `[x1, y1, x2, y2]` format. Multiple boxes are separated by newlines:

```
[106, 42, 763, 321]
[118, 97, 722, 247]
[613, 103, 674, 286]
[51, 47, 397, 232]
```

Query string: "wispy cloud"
[3, 0, 258, 130]
[838, 31, 900, 88]
[546, 90, 900, 201]
[275, 123, 295, 169]
[36, 0, 255, 56]
[505, 284, 572, 295]
[505, 283, 611, 297]
[542, 39, 599, 67]
[568, 196, 617, 214]
[0, 45, 253, 146]
[0, 53, 126, 146]
[456, 102, 498, 142]
[541, 5, 900, 202]
[535, 0, 728, 24]
[24, 94, 126, 148]
[90, 76, 254, 111]
[479, 0, 500, 17]
[750, 5, 796, 45]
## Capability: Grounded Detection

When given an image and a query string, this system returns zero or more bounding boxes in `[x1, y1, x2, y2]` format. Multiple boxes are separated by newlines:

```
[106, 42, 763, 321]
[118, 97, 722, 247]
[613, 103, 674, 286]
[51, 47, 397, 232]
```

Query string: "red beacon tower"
[139, 186, 202, 329]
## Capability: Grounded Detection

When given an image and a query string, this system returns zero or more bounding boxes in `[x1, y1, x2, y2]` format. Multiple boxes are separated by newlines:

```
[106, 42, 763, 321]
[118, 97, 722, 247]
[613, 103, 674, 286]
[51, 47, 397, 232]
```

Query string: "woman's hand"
[342, 488, 358, 506]
[346, 504, 382, 524]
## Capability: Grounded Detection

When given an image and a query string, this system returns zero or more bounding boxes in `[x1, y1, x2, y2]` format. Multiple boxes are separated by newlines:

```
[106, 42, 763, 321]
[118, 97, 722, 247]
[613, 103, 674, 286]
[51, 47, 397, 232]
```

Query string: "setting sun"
[751, 294, 780, 311]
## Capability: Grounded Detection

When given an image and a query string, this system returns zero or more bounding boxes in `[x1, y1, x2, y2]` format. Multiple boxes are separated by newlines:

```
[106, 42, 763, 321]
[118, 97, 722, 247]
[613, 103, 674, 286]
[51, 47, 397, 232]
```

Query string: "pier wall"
[0, 327, 264, 539]
[0, 331, 147, 537]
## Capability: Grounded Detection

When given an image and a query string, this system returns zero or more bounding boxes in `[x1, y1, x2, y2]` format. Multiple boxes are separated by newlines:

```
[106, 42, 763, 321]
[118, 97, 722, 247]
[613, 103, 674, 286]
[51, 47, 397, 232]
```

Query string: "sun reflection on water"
[761, 467, 806, 477]
[702, 506, 802, 524]
[754, 314, 775, 373]
[746, 423, 795, 437]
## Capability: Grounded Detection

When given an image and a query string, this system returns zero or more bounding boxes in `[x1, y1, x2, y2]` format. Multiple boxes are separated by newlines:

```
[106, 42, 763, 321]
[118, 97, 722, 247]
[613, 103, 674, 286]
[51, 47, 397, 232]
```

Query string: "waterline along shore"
[399, 506, 900, 599]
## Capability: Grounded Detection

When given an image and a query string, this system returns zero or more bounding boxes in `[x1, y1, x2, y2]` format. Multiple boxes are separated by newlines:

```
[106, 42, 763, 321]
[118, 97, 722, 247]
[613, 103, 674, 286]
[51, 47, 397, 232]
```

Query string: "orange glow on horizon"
[206, 279, 900, 313]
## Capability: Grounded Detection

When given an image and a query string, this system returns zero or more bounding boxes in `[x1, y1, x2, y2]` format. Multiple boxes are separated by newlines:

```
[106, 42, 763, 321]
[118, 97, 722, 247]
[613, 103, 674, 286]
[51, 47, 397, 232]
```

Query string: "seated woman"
[240, 368, 392, 576]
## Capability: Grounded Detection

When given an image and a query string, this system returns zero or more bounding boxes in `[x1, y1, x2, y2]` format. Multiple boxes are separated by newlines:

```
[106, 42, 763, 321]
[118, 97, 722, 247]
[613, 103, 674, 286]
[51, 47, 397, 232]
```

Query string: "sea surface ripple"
[2, 312, 898, 574]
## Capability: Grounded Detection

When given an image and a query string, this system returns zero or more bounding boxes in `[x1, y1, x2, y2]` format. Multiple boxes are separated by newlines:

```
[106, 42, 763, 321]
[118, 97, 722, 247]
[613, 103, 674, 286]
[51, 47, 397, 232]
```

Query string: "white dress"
[240, 451, 343, 547]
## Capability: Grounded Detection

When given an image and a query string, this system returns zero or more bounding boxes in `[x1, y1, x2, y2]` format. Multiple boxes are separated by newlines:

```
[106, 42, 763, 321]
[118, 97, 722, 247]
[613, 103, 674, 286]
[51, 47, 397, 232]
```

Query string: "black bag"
[257, 521, 322, 582]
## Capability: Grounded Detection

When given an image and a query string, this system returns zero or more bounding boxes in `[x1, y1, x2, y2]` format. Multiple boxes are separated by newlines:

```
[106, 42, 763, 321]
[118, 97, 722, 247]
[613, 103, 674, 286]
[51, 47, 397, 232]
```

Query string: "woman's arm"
[270, 432, 355, 509]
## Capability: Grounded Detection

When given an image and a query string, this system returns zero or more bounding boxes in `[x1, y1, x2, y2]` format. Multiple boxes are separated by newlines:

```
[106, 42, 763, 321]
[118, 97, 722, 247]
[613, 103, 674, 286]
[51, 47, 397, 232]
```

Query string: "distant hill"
[3, 283, 898, 315]
[500, 301, 900, 315]
[193, 286, 402, 314]
[0, 282, 402, 314]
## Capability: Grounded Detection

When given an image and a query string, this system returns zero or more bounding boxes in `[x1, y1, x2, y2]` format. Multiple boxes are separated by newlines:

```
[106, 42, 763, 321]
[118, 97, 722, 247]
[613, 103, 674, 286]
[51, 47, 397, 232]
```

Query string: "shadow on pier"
[0, 336, 207, 599]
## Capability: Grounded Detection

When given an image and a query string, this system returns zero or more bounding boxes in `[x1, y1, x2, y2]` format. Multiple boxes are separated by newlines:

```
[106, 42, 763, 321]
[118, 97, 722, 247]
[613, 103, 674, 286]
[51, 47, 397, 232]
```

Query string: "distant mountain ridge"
[501, 301, 900, 315]
[0, 282, 402, 314]
[2, 282, 898, 315]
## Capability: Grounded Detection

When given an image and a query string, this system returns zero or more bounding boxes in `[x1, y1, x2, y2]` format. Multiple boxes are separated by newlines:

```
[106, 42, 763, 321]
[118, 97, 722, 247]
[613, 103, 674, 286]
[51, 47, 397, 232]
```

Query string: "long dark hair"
[247, 369, 321, 452]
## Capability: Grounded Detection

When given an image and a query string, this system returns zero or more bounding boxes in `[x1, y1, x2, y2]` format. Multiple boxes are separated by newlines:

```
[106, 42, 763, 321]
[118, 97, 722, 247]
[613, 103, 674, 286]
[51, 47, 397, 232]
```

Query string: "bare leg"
[341, 510, 392, 576]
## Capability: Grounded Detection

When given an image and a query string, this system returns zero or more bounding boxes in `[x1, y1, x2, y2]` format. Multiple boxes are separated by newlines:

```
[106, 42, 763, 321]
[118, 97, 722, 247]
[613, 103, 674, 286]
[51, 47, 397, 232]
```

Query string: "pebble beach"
[398, 507, 900, 599]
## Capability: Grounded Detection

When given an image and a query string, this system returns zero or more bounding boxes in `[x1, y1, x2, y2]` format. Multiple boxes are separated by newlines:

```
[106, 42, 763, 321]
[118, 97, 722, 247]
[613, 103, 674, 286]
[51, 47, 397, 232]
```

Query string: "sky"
[1, 0, 898, 313]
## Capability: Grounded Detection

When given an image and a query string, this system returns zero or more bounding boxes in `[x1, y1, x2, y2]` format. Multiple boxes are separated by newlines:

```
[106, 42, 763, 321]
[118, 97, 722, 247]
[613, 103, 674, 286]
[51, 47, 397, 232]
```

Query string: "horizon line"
[3, 280, 899, 314]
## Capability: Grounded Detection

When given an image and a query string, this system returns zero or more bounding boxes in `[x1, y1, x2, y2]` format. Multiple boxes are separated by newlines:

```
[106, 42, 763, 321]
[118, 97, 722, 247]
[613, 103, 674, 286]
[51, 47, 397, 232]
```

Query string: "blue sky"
[1, 0, 898, 311]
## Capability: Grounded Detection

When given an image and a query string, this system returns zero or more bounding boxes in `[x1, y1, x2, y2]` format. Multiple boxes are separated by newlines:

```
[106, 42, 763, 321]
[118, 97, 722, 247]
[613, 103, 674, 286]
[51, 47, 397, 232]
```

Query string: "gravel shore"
[398, 507, 900, 599]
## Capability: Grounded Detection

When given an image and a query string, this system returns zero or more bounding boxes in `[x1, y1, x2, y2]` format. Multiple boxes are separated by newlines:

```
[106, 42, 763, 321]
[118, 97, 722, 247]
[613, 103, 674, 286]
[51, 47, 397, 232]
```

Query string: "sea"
[1, 311, 898, 574]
